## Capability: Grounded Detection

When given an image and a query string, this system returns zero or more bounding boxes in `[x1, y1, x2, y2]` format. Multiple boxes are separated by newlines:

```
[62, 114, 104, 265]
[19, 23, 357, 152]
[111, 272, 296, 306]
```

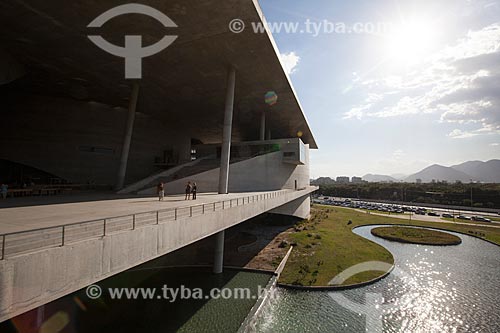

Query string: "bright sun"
[383, 18, 437, 67]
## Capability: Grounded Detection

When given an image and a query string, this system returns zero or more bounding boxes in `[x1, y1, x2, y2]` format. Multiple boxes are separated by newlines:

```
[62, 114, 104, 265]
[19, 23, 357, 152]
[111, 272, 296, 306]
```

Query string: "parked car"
[457, 215, 471, 220]
[428, 212, 440, 217]
[472, 216, 492, 222]
[442, 213, 453, 218]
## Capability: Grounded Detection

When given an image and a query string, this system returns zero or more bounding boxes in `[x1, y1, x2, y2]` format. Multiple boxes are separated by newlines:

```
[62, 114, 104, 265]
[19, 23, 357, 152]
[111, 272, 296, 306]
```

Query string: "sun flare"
[383, 18, 438, 67]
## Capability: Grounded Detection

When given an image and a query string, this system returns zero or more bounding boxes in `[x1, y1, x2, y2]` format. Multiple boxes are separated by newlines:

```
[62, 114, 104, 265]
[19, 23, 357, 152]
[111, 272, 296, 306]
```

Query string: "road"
[351, 208, 500, 229]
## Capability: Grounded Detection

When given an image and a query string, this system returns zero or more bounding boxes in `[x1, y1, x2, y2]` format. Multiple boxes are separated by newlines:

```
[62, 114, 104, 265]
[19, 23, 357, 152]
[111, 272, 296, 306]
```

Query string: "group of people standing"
[185, 181, 197, 200]
[156, 181, 197, 201]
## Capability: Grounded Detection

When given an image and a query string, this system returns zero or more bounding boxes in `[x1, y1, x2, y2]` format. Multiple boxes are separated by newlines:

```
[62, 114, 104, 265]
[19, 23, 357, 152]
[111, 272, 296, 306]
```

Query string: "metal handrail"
[0, 189, 299, 260]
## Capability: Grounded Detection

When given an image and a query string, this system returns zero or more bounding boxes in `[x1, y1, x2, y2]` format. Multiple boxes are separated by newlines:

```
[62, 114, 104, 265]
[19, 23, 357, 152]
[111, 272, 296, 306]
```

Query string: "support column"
[214, 66, 235, 274]
[36, 305, 45, 330]
[116, 81, 140, 190]
[213, 230, 225, 274]
[218, 66, 236, 194]
[259, 111, 266, 141]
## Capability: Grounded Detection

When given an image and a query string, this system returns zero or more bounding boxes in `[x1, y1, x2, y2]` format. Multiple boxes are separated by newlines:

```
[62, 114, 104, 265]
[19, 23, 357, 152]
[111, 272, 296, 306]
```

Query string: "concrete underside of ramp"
[0, 188, 315, 322]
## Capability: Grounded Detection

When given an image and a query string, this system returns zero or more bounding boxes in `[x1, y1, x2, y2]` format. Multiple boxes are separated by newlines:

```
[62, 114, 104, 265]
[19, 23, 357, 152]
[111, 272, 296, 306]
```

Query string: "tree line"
[317, 183, 500, 209]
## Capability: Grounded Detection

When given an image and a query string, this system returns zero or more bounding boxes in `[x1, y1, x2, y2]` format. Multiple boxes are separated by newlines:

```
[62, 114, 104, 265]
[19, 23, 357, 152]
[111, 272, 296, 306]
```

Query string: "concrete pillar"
[116, 81, 140, 190]
[213, 66, 235, 274]
[218, 66, 236, 194]
[36, 304, 45, 329]
[213, 230, 225, 274]
[259, 111, 266, 141]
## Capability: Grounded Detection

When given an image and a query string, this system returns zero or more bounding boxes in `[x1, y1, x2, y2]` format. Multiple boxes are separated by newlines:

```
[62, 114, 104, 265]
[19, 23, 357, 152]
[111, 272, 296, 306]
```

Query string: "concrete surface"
[270, 195, 311, 219]
[0, 191, 302, 235]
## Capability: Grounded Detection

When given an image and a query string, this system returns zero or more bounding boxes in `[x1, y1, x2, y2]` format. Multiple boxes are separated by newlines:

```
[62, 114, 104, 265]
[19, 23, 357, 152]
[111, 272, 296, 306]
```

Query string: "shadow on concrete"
[139, 212, 301, 270]
[0, 191, 148, 209]
[0, 192, 230, 209]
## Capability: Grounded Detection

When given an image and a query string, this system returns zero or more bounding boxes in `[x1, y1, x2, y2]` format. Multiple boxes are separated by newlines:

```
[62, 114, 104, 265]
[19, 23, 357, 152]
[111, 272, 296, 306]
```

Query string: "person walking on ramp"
[157, 182, 165, 201]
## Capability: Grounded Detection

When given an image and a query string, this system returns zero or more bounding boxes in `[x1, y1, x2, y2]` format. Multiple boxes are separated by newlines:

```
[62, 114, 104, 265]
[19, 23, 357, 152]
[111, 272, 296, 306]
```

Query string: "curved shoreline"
[278, 263, 394, 291]
[275, 202, 500, 290]
[278, 222, 499, 291]
[279, 225, 396, 291]
[357, 223, 500, 248]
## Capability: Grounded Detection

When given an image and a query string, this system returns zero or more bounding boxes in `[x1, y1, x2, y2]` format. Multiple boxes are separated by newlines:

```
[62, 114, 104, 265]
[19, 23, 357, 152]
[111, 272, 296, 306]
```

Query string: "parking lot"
[314, 196, 500, 225]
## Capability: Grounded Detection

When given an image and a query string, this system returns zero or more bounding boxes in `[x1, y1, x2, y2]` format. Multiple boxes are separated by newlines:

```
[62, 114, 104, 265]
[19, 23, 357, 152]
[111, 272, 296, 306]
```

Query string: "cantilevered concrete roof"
[0, 0, 317, 148]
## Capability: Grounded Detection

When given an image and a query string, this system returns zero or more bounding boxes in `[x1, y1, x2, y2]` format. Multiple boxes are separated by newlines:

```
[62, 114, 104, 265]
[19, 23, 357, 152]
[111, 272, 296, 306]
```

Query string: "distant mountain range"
[313, 160, 500, 184]
[451, 160, 500, 183]
[405, 159, 500, 183]
[390, 173, 408, 180]
[404, 164, 473, 183]
[380, 159, 500, 183]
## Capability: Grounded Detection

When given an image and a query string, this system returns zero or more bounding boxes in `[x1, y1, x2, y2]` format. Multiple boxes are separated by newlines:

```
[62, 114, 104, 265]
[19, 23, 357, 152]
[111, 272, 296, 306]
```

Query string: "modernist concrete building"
[0, 0, 317, 323]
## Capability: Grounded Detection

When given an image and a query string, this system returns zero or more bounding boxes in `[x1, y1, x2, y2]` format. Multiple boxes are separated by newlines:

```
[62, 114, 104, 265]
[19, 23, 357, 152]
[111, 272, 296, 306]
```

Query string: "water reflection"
[256, 226, 500, 333]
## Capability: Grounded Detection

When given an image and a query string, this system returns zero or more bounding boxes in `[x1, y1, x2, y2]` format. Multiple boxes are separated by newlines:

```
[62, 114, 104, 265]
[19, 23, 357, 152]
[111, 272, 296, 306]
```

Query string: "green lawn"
[371, 226, 461, 245]
[279, 205, 500, 287]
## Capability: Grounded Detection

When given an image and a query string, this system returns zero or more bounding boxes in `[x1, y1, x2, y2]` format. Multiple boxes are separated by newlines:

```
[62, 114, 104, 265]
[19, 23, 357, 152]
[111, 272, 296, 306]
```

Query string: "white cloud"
[448, 129, 478, 139]
[344, 24, 500, 137]
[439, 100, 493, 124]
[392, 149, 406, 159]
[280, 51, 300, 75]
[343, 103, 372, 119]
[489, 142, 499, 146]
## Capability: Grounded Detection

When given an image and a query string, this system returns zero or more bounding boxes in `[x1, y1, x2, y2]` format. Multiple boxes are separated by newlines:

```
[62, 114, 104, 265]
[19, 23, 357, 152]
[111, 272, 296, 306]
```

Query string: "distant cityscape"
[313, 159, 500, 184]
[313, 176, 464, 185]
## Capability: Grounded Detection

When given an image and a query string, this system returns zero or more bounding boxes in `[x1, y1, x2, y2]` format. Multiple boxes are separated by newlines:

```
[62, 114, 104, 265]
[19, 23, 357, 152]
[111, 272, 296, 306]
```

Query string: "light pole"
[470, 179, 473, 208]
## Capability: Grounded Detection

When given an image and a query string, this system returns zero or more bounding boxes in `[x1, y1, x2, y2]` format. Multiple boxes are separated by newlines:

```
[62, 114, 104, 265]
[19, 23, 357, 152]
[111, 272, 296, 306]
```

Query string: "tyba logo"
[88, 3, 178, 79]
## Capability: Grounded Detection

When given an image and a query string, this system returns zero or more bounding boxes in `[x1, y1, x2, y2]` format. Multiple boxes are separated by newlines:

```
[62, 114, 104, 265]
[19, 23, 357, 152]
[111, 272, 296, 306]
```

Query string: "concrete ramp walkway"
[0, 187, 316, 322]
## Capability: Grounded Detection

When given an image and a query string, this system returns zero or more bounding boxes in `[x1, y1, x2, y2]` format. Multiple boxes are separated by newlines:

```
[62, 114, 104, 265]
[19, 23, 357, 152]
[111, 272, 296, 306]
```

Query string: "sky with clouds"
[260, 0, 500, 178]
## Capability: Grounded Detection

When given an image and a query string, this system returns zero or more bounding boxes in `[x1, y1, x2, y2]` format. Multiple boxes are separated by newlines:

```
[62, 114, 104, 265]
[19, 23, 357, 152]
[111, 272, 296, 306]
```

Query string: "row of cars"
[316, 198, 407, 214]
[397, 208, 492, 222]
[314, 197, 494, 222]
[448, 215, 493, 222]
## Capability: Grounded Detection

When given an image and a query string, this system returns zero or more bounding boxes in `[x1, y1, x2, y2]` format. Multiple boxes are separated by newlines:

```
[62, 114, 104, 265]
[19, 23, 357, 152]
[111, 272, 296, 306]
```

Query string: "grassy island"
[371, 226, 461, 245]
